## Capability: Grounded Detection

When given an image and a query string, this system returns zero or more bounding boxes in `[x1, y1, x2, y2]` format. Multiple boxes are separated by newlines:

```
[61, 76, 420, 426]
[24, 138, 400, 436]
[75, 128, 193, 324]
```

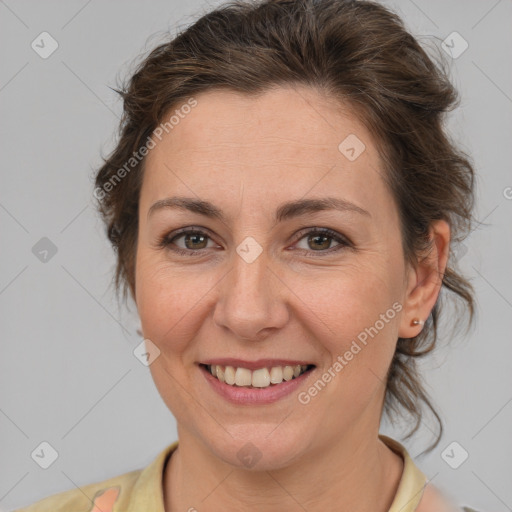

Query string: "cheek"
[291, 269, 402, 438]
[135, 252, 214, 353]
[303, 259, 402, 383]
[307, 259, 400, 336]
[296, 270, 401, 428]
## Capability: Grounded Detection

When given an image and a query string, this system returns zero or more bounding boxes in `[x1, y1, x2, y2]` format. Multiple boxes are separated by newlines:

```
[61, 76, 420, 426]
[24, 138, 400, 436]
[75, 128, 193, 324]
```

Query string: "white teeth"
[269, 366, 283, 384]
[252, 368, 270, 388]
[215, 365, 225, 383]
[235, 367, 252, 386]
[283, 366, 294, 381]
[224, 365, 236, 385]
[208, 364, 311, 388]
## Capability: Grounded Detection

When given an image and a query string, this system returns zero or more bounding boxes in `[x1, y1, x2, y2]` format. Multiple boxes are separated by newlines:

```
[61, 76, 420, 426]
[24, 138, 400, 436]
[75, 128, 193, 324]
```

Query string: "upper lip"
[200, 358, 315, 371]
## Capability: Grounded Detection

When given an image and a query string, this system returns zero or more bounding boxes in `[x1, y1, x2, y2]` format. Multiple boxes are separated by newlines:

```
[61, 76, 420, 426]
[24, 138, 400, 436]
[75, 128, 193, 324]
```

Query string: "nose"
[212, 244, 289, 342]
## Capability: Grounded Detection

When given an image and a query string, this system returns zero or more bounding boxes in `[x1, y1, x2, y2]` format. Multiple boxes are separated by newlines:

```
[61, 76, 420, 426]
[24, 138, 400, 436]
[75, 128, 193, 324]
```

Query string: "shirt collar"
[380, 434, 428, 511]
[125, 440, 178, 512]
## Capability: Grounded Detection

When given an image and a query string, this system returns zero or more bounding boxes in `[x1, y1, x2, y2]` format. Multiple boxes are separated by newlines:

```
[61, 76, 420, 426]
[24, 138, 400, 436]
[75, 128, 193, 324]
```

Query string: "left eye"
[293, 228, 349, 254]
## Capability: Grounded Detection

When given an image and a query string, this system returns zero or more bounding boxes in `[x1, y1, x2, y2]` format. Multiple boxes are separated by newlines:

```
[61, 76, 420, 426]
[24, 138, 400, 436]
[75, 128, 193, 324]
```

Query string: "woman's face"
[135, 86, 422, 469]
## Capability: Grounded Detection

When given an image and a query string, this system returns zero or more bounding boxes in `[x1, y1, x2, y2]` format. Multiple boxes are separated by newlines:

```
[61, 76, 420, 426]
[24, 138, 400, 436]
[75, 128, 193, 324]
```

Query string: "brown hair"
[94, 0, 475, 451]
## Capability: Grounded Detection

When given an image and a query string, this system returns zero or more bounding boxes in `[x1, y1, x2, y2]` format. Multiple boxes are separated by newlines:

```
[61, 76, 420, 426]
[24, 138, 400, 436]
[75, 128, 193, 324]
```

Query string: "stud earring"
[411, 318, 424, 327]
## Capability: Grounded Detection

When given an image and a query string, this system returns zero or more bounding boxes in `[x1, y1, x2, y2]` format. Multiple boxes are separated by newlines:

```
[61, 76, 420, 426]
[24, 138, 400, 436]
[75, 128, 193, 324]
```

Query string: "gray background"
[1, 0, 511, 510]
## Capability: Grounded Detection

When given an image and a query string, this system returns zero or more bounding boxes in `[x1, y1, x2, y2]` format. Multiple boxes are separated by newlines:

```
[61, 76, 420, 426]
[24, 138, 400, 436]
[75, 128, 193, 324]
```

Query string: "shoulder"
[12, 441, 178, 512]
[416, 483, 481, 512]
[11, 470, 141, 512]
[416, 483, 458, 512]
[378, 435, 481, 512]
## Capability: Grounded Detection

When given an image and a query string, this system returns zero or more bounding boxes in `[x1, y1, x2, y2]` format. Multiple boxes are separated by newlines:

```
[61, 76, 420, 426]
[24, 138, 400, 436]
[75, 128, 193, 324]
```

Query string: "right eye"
[159, 228, 221, 256]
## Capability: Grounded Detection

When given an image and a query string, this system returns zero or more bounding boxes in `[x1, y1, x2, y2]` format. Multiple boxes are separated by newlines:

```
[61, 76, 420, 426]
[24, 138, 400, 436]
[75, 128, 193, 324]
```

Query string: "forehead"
[141, 86, 388, 217]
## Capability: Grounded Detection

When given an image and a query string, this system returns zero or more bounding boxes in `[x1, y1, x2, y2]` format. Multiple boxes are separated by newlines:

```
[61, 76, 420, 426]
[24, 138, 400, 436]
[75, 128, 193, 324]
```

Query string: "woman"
[16, 0, 479, 510]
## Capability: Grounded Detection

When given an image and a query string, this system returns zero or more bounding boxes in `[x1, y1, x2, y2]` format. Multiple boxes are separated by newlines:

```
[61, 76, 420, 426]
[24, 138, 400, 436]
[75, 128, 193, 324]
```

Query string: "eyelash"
[158, 226, 352, 257]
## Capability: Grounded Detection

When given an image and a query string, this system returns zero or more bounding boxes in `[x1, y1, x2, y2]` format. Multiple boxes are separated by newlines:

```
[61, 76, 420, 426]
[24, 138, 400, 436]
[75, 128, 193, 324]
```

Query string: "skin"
[134, 85, 451, 511]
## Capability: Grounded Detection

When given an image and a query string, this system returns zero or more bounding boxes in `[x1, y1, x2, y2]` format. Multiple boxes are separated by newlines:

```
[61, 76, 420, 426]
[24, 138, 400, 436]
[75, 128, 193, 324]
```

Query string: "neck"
[163, 427, 403, 512]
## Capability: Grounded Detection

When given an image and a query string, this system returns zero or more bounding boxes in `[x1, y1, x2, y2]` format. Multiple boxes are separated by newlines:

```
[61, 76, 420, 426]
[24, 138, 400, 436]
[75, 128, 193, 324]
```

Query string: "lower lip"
[200, 364, 315, 405]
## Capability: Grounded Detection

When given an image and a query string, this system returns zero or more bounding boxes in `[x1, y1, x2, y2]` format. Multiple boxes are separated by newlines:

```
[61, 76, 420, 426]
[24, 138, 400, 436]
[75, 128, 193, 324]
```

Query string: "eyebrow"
[147, 196, 371, 223]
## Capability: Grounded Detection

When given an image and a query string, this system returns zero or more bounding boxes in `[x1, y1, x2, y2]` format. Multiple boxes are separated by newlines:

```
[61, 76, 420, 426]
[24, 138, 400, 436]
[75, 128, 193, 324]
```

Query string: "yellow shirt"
[13, 435, 476, 511]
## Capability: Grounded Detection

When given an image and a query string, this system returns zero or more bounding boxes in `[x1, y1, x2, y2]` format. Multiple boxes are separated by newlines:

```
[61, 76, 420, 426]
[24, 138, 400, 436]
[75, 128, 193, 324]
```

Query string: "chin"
[204, 423, 312, 471]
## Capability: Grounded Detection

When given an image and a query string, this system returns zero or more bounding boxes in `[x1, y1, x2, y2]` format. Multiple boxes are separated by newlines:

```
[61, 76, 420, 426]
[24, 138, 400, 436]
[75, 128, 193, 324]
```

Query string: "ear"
[398, 219, 450, 339]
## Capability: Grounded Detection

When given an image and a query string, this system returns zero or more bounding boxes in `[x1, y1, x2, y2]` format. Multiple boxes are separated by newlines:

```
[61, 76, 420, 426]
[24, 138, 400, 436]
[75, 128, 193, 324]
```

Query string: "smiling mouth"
[201, 363, 315, 389]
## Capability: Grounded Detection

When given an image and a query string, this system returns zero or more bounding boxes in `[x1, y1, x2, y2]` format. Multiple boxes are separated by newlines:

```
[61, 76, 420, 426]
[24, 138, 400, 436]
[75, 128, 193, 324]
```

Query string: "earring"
[411, 318, 424, 327]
